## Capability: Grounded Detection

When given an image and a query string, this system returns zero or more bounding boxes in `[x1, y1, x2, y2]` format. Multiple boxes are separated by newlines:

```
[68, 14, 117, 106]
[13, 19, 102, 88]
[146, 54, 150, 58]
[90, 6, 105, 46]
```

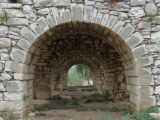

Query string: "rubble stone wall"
[0, 0, 160, 117]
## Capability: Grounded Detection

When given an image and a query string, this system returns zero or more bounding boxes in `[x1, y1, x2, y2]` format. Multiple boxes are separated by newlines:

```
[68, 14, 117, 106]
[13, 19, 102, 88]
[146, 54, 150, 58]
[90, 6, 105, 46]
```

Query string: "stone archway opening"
[67, 63, 93, 87]
[32, 21, 130, 106]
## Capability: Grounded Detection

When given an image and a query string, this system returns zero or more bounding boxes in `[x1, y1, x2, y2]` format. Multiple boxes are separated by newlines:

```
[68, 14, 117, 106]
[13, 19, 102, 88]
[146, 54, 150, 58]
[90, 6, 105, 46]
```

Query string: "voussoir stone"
[131, 0, 145, 6]
[71, 4, 84, 22]
[145, 2, 158, 14]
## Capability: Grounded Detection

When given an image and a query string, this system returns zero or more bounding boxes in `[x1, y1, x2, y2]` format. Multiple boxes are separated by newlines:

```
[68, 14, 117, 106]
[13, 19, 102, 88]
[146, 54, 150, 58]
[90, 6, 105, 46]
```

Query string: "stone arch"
[4, 4, 154, 117]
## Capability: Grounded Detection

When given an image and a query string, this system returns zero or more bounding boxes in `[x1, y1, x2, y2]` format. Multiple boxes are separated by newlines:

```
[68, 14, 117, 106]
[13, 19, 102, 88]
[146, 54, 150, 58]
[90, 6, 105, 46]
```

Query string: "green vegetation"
[67, 64, 92, 86]
[0, 11, 10, 22]
[86, 92, 112, 103]
[147, 14, 157, 22]
[0, 108, 16, 120]
[96, 106, 160, 120]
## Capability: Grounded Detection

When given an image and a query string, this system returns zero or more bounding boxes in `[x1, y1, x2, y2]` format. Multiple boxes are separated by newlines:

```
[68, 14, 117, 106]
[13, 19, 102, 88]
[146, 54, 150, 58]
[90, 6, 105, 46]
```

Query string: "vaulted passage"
[32, 22, 131, 102]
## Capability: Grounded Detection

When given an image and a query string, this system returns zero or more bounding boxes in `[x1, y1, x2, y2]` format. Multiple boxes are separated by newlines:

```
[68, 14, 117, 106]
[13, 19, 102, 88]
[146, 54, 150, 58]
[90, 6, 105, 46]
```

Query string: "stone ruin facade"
[0, 0, 160, 117]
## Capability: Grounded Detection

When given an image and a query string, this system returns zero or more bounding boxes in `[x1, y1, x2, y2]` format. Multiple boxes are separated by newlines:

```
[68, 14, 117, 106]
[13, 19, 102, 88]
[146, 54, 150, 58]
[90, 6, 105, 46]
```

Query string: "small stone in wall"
[128, 7, 145, 18]
[130, 0, 145, 6]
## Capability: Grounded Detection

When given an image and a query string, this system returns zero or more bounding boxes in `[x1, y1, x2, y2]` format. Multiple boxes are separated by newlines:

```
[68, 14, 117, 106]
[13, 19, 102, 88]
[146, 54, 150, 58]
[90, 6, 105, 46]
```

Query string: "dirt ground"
[29, 101, 128, 120]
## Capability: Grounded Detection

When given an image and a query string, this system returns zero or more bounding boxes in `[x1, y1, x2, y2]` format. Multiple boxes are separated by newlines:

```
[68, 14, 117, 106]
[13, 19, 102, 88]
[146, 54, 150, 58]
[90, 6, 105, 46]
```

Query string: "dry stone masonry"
[0, 0, 160, 118]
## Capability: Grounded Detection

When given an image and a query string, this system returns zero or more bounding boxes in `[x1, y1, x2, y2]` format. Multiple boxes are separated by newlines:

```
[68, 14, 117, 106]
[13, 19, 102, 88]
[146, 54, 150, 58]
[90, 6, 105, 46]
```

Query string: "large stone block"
[151, 31, 160, 43]
[71, 4, 84, 22]
[145, 2, 158, 14]
[6, 81, 28, 92]
[84, 6, 93, 23]
[4, 91, 26, 101]
[106, 15, 117, 29]
[0, 101, 26, 111]
[10, 48, 32, 64]
[120, 23, 135, 41]
[20, 27, 37, 44]
[30, 17, 49, 36]
[132, 45, 148, 58]
[5, 9, 24, 17]
[4, 61, 29, 73]
[7, 18, 28, 26]
[58, 9, 71, 24]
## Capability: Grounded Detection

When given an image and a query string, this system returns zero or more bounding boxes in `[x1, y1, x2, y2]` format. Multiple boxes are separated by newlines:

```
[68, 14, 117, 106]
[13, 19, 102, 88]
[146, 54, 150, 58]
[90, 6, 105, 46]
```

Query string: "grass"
[96, 106, 160, 120]
[147, 14, 157, 22]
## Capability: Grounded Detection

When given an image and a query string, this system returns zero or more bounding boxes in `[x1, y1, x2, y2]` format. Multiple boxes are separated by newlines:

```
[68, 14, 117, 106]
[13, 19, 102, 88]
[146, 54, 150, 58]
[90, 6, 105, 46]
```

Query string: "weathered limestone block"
[71, 4, 84, 22]
[33, 0, 52, 7]
[95, 12, 103, 24]
[145, 2, 158, 14]
[138, 21, 151, 29]
[120, 23, 135, 40]
[0, 82, 5, 91]
[23, 5, 37, 21]
[0, 73, 12, 81]
[132, 45, 148, 58]
[10, 48, 32, 64]
[6, 81, 27, 92]
[112, 21, 125, 34]
[151, 31, 160, 43]
[0, 3, 22, 8]
[147, 44, 160, 53]
[4, 92, 25, 101]
[20, 27, 37, 44]
[155, 57, 160, 66]
[0, 26, 8, 37]
[84, 6, 93, 23]
[53, 0, 71, 6]
[91, 8, 98, 23]
[30, 17, 49, 36]
[0, 38, 11, 48]
[131, 0, 145, 6]
[58, 9, 71, 24]
[46, 14, 56, 27]
[152, 68, 160, 75]
[1, 53, 9, 61]
[126, 32, 143, 49]
[0, 101, 26, 111]
[37, 8, 50, 15]
[5, 9, 24, 17]
[17, 37, 36, 53]
[51, 7, 59, 25]
[130, 94, 156, 108]
[4, 61, 29, 73]
[106, 15, 117, 29]
[128, 7, 145, 17]
[7, 18, 28, 26]
[118, 12, 128, 20]
[155, 16, 160, 24]
[155, 86, 160, 94]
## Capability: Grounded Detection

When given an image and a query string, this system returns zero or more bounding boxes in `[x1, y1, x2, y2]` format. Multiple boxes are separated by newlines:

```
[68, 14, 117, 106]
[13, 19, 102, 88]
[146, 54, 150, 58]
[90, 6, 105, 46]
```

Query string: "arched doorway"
[5, 8, 154, 116]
